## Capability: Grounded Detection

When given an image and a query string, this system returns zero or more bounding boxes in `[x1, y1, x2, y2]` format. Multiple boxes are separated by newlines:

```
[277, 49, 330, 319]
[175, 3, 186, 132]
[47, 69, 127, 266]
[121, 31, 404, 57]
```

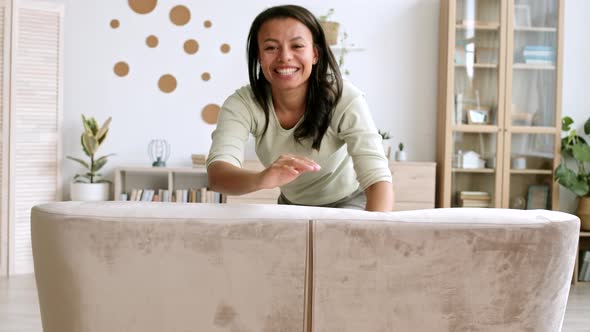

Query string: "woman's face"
[257, 17, 318, 94]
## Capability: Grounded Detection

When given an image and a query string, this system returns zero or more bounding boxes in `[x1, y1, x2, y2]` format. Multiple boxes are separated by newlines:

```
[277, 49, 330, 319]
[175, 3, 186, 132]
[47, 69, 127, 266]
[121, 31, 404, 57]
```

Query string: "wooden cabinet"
[0, 0, 64, 276]
[115, 161, 437, 210]
[436, 0, 563, 209]
[390, 162, 436, 211]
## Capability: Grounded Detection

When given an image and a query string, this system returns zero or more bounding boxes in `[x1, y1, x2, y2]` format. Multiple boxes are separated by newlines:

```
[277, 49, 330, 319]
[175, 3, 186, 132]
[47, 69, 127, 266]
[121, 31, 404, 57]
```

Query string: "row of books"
[521, 45, 555, 65]
[579, 251, 590, 282]
[192, 154, 207, 168]
[119, 188, 223, 203]
[458, 191, 491, 208]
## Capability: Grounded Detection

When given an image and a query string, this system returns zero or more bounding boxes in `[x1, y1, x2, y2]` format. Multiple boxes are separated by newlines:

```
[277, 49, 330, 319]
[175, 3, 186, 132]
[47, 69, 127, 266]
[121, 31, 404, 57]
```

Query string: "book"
[580, 251, 590, 281]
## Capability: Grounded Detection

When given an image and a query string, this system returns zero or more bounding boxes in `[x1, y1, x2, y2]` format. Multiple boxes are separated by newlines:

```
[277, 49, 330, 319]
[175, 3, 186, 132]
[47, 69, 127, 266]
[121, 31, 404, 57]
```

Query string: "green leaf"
[584, 117, 590, 136]
[562, 116, 574, 131]
[96, 117, 112, 142]
[66, 156, 89, 169]
[82, 133, 98, 156]
[555, 163, 590, 197]
[97, 129, 108, 145]
[572, 144, 590, 162]
[92, 158, 107, 172]
[95, 179, 112, 184]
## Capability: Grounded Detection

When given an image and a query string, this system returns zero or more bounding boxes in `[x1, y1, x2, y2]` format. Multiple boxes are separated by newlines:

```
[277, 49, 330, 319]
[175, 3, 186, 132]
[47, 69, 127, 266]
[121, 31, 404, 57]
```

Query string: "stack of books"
[580, 251, 590, 282]
[458, 191, 491, 207]
[191, 154, 207, 168]
[522, 45, 555, 65]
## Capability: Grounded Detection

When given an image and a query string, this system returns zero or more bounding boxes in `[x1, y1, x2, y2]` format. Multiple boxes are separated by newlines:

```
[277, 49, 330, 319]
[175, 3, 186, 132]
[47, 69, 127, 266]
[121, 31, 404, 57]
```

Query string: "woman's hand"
[258, 154, 321, 189]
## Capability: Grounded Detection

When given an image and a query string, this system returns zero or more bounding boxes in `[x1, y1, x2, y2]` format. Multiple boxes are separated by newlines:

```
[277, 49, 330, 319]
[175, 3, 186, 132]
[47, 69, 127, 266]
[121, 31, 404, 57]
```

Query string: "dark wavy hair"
[246, 5, 343, 150]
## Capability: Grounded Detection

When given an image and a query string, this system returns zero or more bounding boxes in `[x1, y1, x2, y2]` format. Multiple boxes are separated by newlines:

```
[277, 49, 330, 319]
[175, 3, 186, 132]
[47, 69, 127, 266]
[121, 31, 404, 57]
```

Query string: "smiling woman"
[206, 5, 393, 212]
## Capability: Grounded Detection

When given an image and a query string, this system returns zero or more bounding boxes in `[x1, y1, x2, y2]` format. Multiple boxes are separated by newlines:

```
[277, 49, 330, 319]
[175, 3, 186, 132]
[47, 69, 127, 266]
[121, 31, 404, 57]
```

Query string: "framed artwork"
[527, 185, 549, 209]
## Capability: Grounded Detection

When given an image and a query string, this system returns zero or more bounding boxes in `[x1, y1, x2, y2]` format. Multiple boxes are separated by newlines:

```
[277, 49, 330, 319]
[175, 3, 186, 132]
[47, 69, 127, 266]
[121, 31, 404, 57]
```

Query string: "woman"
[207, 5, 393, 211]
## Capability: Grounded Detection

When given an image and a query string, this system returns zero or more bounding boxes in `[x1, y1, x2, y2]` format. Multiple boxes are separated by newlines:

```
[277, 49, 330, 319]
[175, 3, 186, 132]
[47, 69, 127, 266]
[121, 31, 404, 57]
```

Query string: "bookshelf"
[436, 0, 563, 209]
[113, 161, 437, 210]
[574, 231, 590, 285]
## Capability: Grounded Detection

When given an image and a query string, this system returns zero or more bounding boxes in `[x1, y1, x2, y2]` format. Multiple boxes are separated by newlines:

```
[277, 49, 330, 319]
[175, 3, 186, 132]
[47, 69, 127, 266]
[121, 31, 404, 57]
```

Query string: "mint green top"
[206, 81, 392, 206]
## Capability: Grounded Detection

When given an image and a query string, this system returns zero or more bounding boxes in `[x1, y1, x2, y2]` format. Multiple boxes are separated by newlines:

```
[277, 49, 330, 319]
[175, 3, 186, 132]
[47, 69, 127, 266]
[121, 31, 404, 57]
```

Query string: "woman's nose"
[279, 48, 292, 62]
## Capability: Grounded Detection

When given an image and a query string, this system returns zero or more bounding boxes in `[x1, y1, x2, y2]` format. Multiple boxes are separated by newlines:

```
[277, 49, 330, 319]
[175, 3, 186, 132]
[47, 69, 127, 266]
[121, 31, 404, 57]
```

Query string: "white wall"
[58, 0, 588, 212]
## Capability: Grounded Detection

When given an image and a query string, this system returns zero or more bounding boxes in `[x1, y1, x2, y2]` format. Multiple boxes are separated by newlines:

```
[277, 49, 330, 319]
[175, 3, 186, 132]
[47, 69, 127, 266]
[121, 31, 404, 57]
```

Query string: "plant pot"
[576, 196, 590, 231]
[320, 21, 339, 45]
[395, 150, 407, 162]
[70, 182, 110, 201]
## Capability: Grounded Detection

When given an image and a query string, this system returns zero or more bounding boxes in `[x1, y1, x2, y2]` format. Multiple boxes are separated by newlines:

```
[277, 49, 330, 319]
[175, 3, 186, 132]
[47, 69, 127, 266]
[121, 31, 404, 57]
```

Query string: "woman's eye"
[265, 46, 278, 51]
[293, 44, 304, 49]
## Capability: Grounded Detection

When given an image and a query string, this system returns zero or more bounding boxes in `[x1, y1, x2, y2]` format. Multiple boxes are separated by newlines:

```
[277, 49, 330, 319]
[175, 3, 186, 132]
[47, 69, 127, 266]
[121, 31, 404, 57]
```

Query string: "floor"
[1, 274, 589, 331]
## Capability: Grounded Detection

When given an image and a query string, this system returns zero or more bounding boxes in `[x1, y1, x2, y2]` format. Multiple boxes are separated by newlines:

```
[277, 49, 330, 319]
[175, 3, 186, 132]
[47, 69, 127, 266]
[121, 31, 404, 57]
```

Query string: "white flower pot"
[70, 182, 110, 201]
[395, 150, 407, 162]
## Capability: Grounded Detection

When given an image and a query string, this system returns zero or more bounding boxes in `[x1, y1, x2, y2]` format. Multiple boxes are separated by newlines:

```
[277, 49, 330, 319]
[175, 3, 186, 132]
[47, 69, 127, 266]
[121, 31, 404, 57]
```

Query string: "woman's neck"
[271, 86, 307, 129]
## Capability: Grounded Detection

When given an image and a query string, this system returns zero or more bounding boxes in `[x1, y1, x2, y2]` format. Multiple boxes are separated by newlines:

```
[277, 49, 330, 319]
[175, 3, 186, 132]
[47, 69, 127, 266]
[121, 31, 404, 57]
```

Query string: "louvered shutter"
[8, 0, 63, 274]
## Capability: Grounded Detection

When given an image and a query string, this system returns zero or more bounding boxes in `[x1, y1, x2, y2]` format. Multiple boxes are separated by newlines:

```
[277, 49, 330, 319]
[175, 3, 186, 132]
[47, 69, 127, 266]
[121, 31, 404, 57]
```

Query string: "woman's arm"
[364, 181, 394, 212]
[208, 155, 320, 195]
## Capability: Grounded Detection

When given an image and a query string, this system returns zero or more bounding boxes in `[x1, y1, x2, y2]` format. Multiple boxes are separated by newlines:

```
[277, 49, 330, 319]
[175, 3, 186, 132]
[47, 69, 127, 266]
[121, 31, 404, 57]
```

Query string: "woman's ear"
[313, 46, 319, 64]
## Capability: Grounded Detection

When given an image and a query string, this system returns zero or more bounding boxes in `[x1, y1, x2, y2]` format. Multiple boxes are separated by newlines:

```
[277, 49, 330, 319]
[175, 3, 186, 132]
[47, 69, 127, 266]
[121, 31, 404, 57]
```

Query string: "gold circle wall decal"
[201, 104, 220, 124]
[146, 35, 159, 48]
[201, 72, 211, 81]
[204, 20, 212, 28]
[183, 39, 199, 54]
[110, 19, 120, 29]
[170, 5, 190, 26]
[158, 74, 177, 93]
[128, 0, 157, 14]
[114, 62, 129, 77]
[220, 43, 231, 54]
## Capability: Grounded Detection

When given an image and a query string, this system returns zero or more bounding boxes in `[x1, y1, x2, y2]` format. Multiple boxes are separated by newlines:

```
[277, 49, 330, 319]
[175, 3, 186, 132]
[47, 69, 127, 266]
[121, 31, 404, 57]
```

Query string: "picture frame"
[526, 185, 549, 210]
[514, 4, 532, 27]
[466, 108, 490, 124]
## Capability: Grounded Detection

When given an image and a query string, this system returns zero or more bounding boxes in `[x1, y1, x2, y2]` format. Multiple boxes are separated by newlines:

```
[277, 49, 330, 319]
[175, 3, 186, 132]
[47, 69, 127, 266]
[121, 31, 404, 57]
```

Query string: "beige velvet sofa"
[31, 202, 579, 332]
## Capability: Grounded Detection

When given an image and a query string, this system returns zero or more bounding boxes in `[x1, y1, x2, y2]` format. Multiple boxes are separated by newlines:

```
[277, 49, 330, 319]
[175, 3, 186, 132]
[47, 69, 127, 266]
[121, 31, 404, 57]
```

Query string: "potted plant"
[318, 8, 339, 46]
[378, 129, 392, 159]
[555, 115, 590, 230]
[67, 115, 115, 201]
[395, 142, 407, 161]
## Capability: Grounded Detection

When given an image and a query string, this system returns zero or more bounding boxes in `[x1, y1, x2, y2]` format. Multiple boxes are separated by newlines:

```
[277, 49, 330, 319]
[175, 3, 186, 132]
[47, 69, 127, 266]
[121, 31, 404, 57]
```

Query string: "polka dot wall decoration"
[170, 5, 191, 26]
[128, 0, 157, 14]
[184, 39, 199, 55]
[114, 62, 129, 77]
[201, 104, 220, 124]
[158, 74, 177, 93]
[146, 35, 158, 48]
[112, 2, 232, 124]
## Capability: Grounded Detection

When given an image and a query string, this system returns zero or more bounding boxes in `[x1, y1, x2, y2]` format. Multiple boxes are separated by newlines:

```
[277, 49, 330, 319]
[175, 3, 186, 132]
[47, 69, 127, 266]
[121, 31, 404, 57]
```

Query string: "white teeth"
[276, 68, 297, 75]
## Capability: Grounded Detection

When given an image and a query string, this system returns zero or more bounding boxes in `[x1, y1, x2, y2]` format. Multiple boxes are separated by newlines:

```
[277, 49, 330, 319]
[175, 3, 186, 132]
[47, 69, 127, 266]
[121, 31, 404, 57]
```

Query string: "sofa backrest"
[31, 202, 579, 332]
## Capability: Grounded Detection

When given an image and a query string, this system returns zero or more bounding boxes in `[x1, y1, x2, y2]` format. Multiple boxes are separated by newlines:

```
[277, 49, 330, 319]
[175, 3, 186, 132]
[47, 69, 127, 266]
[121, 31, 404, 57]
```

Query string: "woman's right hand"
[258, 154, 321, 189]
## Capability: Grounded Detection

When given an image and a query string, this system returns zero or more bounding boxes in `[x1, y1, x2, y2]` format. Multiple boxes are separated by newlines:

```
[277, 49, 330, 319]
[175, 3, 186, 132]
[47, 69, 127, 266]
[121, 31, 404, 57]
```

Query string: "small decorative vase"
[395, 150, 407, 162]
[70, 183, 110, 201]
[576, 196, 590, 231]
[382, 142, 391, 160]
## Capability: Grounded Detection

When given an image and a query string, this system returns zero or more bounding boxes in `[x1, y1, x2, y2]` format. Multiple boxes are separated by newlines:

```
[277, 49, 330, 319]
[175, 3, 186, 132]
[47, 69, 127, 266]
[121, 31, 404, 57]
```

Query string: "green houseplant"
[67, 115, 114, 200]
[555, 115, 590, 230]
[379, 129, 392, 159]
[395, 142, 407, 161]
[318, 8, 339, 46]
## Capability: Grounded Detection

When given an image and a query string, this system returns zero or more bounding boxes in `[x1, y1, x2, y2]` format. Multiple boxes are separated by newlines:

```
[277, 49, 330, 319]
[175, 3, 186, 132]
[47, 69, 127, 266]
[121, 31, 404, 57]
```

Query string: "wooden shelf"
[513, 63, 556, 70]
[452, 124, 500, 133]
[452, 168, 495, 174]
[455, 63, 498, 69]
[509, 169, 553, 175]
[456, 23, 500, 31]
[514, 27, 557, 32]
